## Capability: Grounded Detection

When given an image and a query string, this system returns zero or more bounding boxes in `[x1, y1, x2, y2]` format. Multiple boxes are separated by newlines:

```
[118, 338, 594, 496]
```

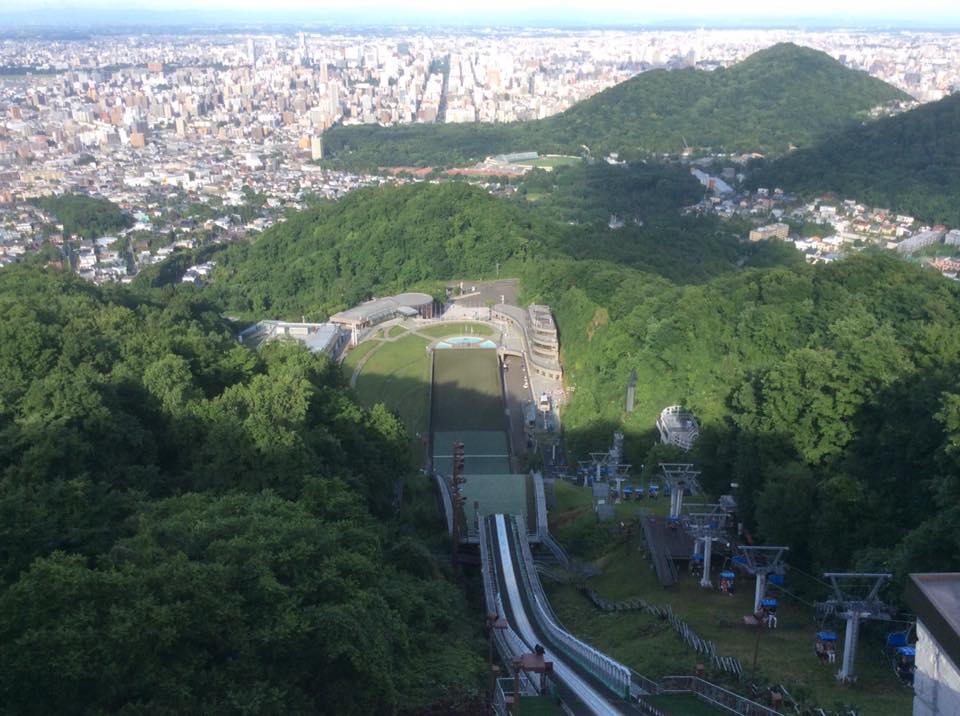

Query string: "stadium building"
[330, 292, 436, 344]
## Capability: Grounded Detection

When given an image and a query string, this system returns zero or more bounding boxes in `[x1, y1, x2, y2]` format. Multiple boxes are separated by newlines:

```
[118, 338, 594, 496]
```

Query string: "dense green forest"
[529, 253, 960, 585]
[324, 43, 906, 169]
[34, 193, 133, 238]
[749, 92, 960, 226]
[201, 179, 959, 592]
[513, 161, 704, 224]
[203, 175, 794, 321]
[0, 266, 484, 714]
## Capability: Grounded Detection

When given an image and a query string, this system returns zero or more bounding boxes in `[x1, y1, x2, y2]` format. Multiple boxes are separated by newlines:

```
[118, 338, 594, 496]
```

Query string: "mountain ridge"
[324, 42, 908, 168]
[748, 91, 960, 226]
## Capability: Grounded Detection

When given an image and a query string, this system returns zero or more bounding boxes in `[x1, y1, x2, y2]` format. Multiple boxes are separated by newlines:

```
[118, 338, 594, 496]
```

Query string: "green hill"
[200, 181, 959, 595]
[324, 43, 907, 168]
[202, 179, 790, 321]
[749, 92, 960, 226]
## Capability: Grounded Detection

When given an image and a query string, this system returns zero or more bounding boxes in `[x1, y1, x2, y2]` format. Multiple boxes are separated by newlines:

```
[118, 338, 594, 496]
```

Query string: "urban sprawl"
[2, 28, 960, 283]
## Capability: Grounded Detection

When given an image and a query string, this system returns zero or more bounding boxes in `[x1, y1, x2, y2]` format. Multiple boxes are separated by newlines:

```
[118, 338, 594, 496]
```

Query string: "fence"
[660, 676, 781, 716]
[510, 518, 632, 699]
[581, 588, 744, 678]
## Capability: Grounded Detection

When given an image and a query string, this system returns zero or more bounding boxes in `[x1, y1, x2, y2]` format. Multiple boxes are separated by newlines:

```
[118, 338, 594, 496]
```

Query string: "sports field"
[528, 155, 582, 168]
[354, 334, 431, 438]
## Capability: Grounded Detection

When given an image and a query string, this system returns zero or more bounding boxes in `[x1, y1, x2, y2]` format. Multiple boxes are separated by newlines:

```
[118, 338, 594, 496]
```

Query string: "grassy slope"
[354, 334, 431, 439]
[340, 338, 381, 381]
[432, 348, 504, 433]
[544, 483, 913, 714]
[347, 324, 500, 459]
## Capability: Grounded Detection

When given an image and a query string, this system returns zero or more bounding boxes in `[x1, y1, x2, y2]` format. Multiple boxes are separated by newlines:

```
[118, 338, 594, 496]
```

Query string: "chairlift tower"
[660, 463, 701, 518]
[684, 507, 728, 588]
[578, 431, 630, 501]
[816, 573, 894, 683]
[736, 545, 789, 614]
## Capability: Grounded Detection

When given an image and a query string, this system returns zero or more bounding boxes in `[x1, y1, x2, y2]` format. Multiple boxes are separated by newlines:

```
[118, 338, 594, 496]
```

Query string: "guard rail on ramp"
[482, 513, 649, 716]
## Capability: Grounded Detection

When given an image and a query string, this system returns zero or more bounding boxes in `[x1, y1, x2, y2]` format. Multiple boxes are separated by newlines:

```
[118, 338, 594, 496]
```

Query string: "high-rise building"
[310, 136, 323, 161]
[247, 38, 257, 67]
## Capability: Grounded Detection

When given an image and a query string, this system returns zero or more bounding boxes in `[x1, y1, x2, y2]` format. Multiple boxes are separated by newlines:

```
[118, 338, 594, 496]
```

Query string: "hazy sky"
[6, 0, 960, 25]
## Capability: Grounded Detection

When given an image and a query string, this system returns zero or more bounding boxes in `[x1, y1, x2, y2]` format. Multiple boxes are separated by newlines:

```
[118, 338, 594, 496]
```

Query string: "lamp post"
[450, 441, 466, 569]
[487, 613, 508, 699]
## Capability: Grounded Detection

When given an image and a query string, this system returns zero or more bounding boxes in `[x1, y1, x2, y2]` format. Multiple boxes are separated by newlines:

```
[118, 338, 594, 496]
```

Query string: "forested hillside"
[203, 180, 960, 591]
[33, 193, 133, 238]
[0, 267, 483, 715]
[525, 253, 960, 583]
[205, 182, 538, 319]
[205, 176, 780, 321]
[324, 43, 906, 168]
[749, 92, 960, 226]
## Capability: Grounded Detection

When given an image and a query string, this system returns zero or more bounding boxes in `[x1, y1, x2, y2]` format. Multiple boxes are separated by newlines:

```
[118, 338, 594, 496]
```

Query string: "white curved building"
[657, 405, 699, 451]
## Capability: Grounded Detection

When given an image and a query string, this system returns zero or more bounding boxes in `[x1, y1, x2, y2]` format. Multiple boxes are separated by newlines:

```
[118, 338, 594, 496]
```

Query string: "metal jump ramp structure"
[480, 513, 651, 715]
[816, 573, 894, 684]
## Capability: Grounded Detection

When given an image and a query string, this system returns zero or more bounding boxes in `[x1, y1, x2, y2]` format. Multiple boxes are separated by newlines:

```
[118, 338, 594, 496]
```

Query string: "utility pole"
[450, 442, 466, 570]
[816, 573, 893, 683]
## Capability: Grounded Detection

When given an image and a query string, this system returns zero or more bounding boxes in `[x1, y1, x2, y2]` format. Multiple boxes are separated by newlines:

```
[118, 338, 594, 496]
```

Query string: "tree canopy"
[749, 92, 960, 226]
[34, 193, 133, 238]
[0, 266, 483, 715]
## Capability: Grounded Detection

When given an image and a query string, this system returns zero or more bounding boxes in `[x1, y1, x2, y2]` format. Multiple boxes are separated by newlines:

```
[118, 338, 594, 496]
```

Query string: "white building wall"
[914, 621, 960, 716]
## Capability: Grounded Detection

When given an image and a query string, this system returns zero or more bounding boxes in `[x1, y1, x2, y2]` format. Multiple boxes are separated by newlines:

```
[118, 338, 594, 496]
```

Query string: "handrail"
[433, 472, 454, 536]
[509, 517, 631, 700]
[630, 668, 661, 697]
[532, 472, 548, 538]
[660, 676, 781, 716]
[542, 531, 571, 568]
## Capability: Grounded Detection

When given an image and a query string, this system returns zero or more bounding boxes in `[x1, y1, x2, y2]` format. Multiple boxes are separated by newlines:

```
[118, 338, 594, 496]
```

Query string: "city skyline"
[3, 0, 960, 29]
